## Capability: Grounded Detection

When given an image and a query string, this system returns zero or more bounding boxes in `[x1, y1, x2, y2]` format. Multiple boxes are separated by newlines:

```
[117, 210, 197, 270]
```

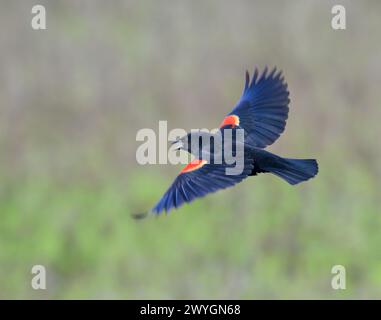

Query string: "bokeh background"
[1, 0, 380, 299]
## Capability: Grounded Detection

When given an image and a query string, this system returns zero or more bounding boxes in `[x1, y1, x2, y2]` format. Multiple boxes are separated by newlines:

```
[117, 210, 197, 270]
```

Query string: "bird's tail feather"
[255, 150, 318, 185]
[268, 158, 318, 185]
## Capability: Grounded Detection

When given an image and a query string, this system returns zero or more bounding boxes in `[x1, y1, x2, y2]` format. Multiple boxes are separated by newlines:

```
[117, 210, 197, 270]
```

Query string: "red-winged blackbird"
[138, 67, 318, 217]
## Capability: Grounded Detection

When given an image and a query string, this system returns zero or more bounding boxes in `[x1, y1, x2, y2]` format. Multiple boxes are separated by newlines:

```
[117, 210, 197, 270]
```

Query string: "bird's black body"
[148, 67, 318, 215]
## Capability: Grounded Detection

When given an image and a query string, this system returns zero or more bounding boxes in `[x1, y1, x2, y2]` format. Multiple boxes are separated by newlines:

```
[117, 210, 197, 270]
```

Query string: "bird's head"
[172, 130, 215, 157]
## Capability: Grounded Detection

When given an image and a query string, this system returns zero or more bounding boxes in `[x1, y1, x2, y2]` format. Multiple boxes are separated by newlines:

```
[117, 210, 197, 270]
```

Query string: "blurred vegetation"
[0, 0, 380, 299]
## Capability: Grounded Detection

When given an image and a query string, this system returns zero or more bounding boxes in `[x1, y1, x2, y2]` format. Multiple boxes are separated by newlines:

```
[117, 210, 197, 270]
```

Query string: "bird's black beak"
[171, 139, 183, 151]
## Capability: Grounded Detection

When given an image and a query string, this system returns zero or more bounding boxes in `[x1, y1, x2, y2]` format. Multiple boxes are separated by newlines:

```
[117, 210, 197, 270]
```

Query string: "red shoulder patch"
[220, 115, 240, 128]
[180, 159, 207, 174]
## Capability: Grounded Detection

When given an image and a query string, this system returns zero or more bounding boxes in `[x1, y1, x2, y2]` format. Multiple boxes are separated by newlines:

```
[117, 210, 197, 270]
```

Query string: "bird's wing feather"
[152, 155, 254, 214]
[220, 67, 290, 148]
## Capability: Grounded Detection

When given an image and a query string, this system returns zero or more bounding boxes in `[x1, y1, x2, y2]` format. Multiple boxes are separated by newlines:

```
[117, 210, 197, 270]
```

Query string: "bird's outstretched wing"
[220, 67, 290, 148]
[152, 154, 254, 214]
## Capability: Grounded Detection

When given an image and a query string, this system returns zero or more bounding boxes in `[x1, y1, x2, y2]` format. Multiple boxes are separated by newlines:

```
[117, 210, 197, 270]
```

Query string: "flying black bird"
[136, 67, 318, 217]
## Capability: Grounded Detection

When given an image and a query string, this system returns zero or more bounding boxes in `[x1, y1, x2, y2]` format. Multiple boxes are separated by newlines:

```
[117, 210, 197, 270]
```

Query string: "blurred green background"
[1, 0, 380, 299]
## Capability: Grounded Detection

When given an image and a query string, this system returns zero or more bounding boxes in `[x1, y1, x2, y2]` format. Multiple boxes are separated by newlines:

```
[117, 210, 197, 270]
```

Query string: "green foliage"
[1, 151, 380, 298]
